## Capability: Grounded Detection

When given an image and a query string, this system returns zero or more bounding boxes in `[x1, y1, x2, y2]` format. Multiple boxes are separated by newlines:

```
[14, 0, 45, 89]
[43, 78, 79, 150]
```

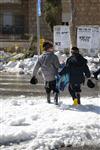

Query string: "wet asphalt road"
[0, 72, 99, 98]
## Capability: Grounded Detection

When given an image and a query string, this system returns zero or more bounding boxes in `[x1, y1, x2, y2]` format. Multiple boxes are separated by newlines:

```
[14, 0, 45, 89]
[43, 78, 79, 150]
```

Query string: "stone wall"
[74, 0, 100, 26]
[0, 0, 52, 49]
[63, 0, 100, 47]
[0, 1, 29, 34]
[62, 0, 71, 23]
[62, 0, 100, 26]
[0, 41, 29, 49]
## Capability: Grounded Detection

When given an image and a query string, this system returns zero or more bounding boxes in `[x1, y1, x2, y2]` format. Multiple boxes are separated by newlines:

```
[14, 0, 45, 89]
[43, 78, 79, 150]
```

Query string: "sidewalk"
[60, 145, 100, 150]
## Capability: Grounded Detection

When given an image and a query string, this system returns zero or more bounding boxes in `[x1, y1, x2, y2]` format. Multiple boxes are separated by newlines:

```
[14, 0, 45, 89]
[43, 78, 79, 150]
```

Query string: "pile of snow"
[55, 51, 67, 63]
[0, 96, 100, 149]
[11, 53, 24, 60]
[1, 55, 38, 75]
[0, 62, 4, 71]
[0, 51, 11, 58]
[0, 51, 100, 77]
[85, 56, 100, 72]
[0, 51, 11, 63]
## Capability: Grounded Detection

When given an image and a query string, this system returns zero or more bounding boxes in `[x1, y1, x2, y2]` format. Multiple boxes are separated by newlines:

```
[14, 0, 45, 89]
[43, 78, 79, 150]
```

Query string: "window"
[3, 12, 13, 26]
[2, 13, 13, 34]
[0, 12, 24, 35]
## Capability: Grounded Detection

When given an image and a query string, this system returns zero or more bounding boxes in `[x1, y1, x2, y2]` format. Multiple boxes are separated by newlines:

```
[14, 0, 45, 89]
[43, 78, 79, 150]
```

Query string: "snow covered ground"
[0, 96, 100, 150]
[0, 52, 100, 149]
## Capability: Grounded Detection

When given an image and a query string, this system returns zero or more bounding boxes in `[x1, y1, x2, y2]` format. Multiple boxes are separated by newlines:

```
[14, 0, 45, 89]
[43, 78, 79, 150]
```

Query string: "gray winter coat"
[32, 51, 60, 81]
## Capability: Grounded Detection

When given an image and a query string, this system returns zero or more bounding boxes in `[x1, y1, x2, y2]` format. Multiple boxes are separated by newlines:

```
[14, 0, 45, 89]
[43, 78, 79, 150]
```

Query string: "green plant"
[44, 0, 62, 31]
[0, 55, 5, 59]
[9, 58, 16, 62]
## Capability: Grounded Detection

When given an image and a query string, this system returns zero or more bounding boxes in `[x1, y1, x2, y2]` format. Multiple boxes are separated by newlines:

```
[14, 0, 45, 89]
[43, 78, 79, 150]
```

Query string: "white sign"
[77, 27, 92, 49]
[91, 27, 100, 49]
[77, 26, 100, 50]
[53, 25, 70, 51]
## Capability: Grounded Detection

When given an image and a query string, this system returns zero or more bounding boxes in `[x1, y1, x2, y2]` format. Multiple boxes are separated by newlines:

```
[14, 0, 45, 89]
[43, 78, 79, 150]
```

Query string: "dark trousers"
[68, 84, 81, 104]
[45, 80, 59, 104]
[94, 68, 100, 76]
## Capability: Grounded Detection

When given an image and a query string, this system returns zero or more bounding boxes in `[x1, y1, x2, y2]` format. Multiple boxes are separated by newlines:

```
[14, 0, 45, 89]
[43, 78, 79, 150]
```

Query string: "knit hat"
[71, 47, 79, 53]
[43, 41, 53, 51]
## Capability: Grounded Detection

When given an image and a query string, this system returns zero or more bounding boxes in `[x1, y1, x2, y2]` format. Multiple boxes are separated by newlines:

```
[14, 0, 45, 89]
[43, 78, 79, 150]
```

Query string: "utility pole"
[70, 0, 77, 53]
[36, 0, 41, 55]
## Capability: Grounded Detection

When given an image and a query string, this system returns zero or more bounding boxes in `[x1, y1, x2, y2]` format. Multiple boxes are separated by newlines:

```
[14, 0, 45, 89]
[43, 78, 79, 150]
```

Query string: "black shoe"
[47, 93, 51, 103]
[78, 99, 81, 104]
[54, 93, 58, 105]
[54, 100, 58, 105]
[77, 94, 81, 104]
[93, 72, 98, 80]
[47, 100, 51, 103]
[54, 101, 58, 105]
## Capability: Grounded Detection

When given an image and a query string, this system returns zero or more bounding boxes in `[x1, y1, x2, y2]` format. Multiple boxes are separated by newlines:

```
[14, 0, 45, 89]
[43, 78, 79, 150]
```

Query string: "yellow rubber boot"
[73, 98, 78, 106]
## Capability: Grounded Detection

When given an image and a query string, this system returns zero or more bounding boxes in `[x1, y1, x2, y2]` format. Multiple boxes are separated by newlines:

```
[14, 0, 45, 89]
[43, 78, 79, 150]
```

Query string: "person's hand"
[30, 76, 38, 84]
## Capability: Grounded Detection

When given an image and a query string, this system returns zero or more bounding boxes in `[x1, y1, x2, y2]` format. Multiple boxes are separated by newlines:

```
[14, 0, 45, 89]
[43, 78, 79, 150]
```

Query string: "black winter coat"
[60, 53, 91, 84]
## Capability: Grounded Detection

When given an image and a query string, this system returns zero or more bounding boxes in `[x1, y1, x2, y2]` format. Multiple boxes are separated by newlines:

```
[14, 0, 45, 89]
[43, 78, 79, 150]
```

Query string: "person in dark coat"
[93, 68, 100, 80]
[59, 47, 91, 105]
[30, 41, 60, 105]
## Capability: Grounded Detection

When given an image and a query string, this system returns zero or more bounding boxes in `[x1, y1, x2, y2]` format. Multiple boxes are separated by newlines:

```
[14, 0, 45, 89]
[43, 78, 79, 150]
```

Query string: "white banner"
[91, 27, 100, 49]
[77, 26, 100, 50]
[53, 25, 70, 51]
[77, 27, 92, 49]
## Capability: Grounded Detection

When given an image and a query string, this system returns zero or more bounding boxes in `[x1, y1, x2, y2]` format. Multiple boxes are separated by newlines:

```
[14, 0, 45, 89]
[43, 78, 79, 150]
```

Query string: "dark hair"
[43, 42, 53, 51]
[71, 47, 79, 54]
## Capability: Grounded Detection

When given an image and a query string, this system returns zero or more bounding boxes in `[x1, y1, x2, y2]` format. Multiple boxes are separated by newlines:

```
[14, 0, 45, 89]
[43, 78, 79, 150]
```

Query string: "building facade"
[62, 0, 100, 25]
[0, 0, 100, 49]
[62, 0, 100, 46]
[0, 0, 52, 49]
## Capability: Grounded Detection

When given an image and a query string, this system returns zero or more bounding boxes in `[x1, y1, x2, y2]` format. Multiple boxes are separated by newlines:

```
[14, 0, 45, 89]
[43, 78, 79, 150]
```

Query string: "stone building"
[0, 0, 52, 49]
[0, 0, 100, 50]
[61, 0, 100, 47]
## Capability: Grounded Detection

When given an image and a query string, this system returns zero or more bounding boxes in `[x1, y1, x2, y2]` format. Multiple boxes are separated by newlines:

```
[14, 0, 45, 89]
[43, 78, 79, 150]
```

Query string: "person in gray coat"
[30, 41, 60, 105]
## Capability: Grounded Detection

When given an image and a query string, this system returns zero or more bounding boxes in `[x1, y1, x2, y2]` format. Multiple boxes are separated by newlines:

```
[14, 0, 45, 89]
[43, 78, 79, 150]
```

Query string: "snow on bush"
[0, 51, 100, 76]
